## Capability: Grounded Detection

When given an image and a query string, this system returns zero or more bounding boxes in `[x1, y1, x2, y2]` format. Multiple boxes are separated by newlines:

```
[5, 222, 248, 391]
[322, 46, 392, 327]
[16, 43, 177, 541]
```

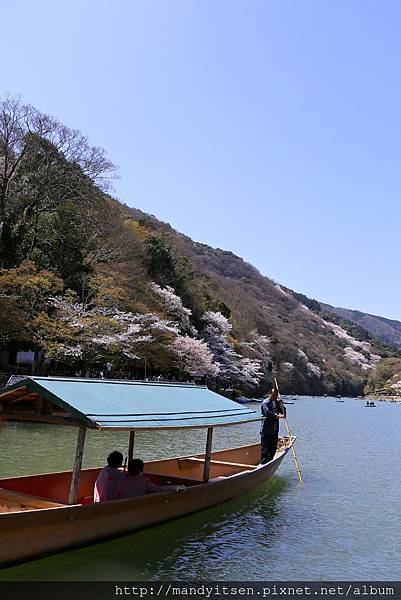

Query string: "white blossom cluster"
[150, 283, 196, 335]
[47, 297, 178, 362]
[239, 357, 264, 386]
[240, 332, 270, 361]
[171, 335, 219, 378]
[297, 349, 321, 377]
[46, 288, 264, 387]
[201, 311, 263, 386]
[328, 322, 372, 352]
[112, 310, 179, 335]
[249, 332, 271, 360]
[297, 349, 308, 361]
[370, 353, 382, 365]
[390, 379, 401, 394]
[202, 311, 232, 335]
[306, 362, 321, 378]
[49, 296, 86, 327]
[344, 346, 372, 370]
[61, 345, 83, 358]
[274, 284, 291, 298]
[315, 317, 382, 370]
[281, 362, 294, 374]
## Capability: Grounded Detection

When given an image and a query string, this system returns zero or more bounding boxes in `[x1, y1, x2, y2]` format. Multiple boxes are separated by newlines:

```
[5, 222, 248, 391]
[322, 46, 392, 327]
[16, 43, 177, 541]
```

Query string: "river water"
[0, 396, 400, 580]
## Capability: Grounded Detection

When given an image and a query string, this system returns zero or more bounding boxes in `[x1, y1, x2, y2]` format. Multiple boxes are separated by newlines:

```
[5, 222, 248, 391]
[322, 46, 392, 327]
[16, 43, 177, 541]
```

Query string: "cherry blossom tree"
[200, 311, 263, 387]
[237, 357, 264, 387]
[35, 293, 178, 367]
[171, 335, 219, 378]
[200, 311, 240, 381]
[34, 292, 263, 388]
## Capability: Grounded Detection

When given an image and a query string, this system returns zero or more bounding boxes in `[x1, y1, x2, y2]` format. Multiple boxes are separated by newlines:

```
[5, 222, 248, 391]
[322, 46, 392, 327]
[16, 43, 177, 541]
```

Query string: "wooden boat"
[0, 377, 295, 567]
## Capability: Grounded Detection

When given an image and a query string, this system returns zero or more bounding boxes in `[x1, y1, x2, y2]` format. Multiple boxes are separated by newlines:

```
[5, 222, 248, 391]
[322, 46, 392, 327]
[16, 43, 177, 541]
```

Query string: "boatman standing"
[260, 388, 286, 464]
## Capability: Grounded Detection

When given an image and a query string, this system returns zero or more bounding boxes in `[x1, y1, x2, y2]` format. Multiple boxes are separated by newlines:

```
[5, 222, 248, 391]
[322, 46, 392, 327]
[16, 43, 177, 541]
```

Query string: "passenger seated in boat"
[94, 451, 125, 502]
[119, 459, 184, 499]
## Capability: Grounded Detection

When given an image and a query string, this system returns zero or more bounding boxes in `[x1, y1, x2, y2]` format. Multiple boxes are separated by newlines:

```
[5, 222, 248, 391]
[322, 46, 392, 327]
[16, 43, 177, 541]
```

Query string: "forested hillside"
[319, 304, 401, 349]
[0, 95, 398, 396]
[365, 358, 401, 396]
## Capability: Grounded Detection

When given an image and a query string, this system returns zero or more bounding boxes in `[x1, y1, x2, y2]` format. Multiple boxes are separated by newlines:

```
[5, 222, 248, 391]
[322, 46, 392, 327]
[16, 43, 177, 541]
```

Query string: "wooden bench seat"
[0, 487, 67, 512]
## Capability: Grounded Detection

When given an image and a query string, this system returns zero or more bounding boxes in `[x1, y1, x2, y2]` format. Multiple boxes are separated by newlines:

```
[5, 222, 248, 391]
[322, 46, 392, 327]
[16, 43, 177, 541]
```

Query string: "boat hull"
[0, 441, 292, 567]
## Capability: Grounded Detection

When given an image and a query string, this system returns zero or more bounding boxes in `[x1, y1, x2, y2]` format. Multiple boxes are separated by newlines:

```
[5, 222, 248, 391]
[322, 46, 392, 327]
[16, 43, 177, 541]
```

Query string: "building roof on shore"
[0, 377, 260, 430]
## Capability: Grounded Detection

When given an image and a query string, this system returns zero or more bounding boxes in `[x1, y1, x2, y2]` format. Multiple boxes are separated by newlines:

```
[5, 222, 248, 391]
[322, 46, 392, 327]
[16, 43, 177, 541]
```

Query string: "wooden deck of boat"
[0, 440, 288, 511]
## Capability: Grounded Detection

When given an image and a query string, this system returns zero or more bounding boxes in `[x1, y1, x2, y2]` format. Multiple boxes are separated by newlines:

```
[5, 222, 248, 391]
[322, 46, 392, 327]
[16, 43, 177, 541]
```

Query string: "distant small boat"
[335, 400, 345, 402]
[365, 401, 376, 407]
[235, 396, 252, 404]
[242, 397, 295, 405]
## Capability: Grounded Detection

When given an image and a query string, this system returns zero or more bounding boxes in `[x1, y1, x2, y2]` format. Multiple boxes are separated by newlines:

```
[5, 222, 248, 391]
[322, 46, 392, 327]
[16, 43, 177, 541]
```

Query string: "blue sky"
[1, 0, 400, 319]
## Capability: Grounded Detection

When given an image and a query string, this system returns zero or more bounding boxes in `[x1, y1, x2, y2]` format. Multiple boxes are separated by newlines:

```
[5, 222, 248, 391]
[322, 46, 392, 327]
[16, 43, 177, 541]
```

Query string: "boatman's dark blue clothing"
[260, 399, 285, 463]
[260, 399, 282, 435]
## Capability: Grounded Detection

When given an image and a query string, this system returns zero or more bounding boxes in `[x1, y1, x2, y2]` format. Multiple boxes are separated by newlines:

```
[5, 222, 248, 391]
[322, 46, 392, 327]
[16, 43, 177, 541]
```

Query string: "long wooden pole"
[274, 377, 303, 485]
[68, 425, 86, 504]
[203, 427, 214, 482]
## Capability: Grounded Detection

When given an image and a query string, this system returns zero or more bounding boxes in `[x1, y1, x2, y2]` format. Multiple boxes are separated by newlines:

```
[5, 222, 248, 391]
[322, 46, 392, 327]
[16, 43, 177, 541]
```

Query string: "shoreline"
[367, 395, 401, 404]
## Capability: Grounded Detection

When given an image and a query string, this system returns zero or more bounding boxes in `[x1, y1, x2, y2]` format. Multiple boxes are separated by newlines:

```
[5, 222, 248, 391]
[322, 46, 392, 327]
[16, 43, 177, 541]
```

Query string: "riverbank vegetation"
[364, 358, 401, 397]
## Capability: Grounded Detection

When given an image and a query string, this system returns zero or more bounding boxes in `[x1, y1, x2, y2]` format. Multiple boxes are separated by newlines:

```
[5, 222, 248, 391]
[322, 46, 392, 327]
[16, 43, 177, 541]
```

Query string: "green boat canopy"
[0, 377, 261, 430]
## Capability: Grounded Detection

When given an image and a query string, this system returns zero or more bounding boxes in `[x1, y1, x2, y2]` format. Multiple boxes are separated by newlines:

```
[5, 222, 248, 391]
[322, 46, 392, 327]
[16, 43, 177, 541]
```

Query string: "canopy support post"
[203, 427, 214, 482]
[68, 425, 86, 505]
[128, 430, 135, 460]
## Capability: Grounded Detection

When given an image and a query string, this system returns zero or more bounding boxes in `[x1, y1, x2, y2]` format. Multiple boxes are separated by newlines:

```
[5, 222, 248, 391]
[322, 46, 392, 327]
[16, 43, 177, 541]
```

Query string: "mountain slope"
[1, 95, 398, 397]
[319, 304, 401, 349]
[127, 207, 399, 395]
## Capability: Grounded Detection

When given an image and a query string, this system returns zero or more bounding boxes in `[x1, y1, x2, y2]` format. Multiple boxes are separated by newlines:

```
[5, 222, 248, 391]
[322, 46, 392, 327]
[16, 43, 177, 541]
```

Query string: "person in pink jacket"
[94, 451, 125, 502]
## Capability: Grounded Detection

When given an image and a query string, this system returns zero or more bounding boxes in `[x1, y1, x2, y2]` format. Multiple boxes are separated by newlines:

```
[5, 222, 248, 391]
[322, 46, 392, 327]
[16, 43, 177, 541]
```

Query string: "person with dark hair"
[94, 451, 125, 502]
[260, 388, 285, 464]
[119, 459, 185, 499]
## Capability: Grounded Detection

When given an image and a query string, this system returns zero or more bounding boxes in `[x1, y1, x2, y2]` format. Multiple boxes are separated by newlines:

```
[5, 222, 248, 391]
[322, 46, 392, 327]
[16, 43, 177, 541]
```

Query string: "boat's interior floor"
[0, 465, 255, 513]
[0, 468, 233, 513]
[0, 474, 195, 513]
[0, 466, 255, 513]
[0, 440, 290, 514]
